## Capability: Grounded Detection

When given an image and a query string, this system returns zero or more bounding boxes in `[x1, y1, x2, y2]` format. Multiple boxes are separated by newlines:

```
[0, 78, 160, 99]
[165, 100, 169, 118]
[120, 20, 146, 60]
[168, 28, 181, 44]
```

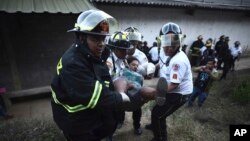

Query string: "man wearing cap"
[189, 35, 204, 67]
[50, 10, 131, 141]
[200, 39, 216, 66]
[106, 31, 159, 136]
[229, 41, 242, 71]
[215, 35, 225, 69]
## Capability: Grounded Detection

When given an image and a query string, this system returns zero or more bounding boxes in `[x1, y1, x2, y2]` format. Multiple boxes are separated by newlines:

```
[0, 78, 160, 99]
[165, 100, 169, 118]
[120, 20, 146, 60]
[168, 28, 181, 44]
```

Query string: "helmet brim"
[107, 44, 133, 50]
[67, 28, 111, 36]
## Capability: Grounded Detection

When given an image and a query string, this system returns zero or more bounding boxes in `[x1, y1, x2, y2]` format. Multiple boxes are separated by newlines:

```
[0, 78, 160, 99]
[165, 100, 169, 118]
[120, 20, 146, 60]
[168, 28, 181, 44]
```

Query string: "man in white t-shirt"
[229, 41, 242, 71]
[146, 22, 193, 141]
[148, 42, 159, 64]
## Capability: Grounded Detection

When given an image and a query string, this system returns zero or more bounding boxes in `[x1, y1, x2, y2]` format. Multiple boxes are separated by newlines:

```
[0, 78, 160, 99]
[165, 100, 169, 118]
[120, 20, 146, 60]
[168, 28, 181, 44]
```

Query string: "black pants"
[133, 108, 142, 129]
[151, 93, 190, 141]
[118, 108, 142, 129]
[231, 56, 238, 70]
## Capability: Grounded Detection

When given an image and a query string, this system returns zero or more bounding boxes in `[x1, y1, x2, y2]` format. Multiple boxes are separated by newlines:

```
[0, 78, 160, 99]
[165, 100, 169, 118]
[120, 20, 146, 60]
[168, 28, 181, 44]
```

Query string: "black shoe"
[157, 77, 168, 95]
[156, 77, 168, 106]
[106, 136, 113, 141]
[145, 124, 153, 130]
[151, 138, 167, 141]
[134, 128, 142, 135]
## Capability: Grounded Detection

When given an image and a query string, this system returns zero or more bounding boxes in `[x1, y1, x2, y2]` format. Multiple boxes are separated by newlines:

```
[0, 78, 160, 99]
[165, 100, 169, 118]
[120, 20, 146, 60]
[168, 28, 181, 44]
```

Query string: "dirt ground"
[2, 56, 250, 141]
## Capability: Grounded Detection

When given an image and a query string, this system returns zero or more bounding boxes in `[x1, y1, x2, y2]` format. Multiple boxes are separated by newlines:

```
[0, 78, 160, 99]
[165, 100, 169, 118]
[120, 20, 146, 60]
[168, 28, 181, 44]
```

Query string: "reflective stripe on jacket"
[51, 42, 123, 113]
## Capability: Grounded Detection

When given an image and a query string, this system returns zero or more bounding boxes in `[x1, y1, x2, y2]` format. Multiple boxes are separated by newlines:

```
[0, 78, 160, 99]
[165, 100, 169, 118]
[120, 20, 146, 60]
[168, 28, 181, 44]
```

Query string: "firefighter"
[106, 31, 160, 136]
[189, 35, 204, 67]
[146, 22, 193, 141]
[125, 27, 156, 79]
[50, 10, 131, 141]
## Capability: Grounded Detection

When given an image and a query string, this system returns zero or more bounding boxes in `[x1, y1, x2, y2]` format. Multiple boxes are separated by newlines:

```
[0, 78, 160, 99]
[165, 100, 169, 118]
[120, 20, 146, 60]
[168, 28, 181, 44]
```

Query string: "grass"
[0, 69, 250, 141]
[0, 118, 66, 141]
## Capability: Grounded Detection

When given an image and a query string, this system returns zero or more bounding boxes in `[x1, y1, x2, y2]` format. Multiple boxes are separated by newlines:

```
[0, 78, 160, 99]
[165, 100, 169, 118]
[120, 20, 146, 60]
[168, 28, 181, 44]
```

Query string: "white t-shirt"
[229, 46, 242, 58]
[133, 49, 148, 65]
[133, 48, 156, 76]
[200, 46, 206, 56]
[159, 51, 193, 95]
[148, 47, 159, 62]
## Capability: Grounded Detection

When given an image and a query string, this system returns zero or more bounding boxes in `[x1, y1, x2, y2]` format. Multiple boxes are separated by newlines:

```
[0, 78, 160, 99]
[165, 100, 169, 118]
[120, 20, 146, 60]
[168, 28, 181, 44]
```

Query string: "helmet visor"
[160, 34, 181, 47]
[161, 23, 181, 35]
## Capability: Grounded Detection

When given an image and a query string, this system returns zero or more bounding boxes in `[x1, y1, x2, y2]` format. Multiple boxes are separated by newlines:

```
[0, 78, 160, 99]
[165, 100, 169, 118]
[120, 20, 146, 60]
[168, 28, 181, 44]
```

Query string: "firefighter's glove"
[120, 92, 130, 102]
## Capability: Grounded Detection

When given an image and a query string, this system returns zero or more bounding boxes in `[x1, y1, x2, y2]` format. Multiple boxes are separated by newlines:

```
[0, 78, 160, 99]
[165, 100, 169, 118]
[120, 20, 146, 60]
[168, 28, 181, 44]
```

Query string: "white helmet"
[159, 22, 183, 52]
[124, 27, 143, 42]
[68, 10, 118, 36]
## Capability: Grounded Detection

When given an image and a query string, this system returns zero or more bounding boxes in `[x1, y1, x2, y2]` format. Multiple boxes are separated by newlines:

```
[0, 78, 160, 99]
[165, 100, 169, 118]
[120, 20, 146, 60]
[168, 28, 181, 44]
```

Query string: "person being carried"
[106, 31, 159, 138]
[188, 57, 219, 107]
[125, 27, 156, 79]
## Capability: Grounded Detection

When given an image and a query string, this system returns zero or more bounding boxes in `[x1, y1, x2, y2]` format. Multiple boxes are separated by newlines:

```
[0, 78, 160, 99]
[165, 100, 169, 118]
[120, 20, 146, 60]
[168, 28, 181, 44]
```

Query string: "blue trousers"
[188, 86, 208, 107]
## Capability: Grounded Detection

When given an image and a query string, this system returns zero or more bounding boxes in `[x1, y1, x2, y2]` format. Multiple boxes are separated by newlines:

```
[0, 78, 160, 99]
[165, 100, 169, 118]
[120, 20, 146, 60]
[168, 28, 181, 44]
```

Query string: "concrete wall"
[97, 5, 250, 51]
[1, 5, 250, 92]
[0, 13, 77, 91]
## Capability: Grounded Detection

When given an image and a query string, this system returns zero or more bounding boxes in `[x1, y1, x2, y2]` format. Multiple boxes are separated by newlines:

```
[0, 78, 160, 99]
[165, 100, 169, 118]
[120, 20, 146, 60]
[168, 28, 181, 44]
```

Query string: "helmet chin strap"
[165, 46, 180, 66]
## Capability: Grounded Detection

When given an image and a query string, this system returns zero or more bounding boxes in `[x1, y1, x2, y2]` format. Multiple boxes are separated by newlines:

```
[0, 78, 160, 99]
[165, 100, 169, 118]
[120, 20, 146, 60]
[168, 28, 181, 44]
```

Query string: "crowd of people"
[189, 35, 242, 80]
[50, 9, 243, 141]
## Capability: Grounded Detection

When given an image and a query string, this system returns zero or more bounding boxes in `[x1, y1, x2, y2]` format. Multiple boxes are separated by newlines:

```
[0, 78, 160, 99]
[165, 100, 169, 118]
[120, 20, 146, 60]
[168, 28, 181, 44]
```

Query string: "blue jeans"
[188, 86, 208, 107]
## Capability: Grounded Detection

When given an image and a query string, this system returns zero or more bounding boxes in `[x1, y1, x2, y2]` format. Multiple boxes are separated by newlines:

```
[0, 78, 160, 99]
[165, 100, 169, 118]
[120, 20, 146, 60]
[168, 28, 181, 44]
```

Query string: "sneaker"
[145, 124, 153, 130]
[156, 77, 168, 106]
[134, 128, 142, 135]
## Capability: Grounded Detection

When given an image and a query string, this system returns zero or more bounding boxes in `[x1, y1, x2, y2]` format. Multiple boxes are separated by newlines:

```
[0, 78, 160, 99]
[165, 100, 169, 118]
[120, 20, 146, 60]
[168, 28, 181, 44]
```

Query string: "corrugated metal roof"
[0, 0, 96, 13]
[90, 0, 250, 11]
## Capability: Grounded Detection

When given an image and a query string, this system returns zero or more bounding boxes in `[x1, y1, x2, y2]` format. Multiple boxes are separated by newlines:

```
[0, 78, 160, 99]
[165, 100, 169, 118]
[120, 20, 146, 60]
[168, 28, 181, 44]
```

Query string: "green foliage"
[232, 80, 250, 104]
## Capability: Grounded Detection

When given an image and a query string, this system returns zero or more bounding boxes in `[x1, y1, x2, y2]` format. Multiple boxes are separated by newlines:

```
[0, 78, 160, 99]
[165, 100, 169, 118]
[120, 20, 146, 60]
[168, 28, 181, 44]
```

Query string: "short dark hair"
[153, 42, 157, 46]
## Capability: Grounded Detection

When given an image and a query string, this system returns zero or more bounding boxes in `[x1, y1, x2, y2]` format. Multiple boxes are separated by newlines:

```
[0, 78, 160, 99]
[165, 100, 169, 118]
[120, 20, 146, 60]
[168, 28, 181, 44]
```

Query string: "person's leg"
[0, 105, 6, 117]
[133, 108, 142, 135]
[198, 92, 208, 107]
[139, 86, 158, 101]
[231, 57, 237, 71]
[116, 111, 125, 129]
[188, 87, 199, 106]
[217, 57, 222, 69]
[151, 93, 188, 141]
[0, 96, 6, 110]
